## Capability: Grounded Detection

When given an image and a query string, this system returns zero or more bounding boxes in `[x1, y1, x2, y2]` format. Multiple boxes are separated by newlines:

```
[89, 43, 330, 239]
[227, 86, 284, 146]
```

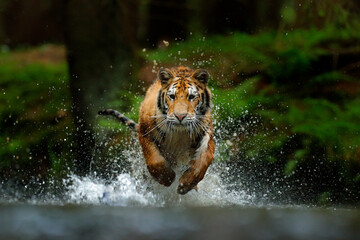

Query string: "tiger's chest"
[157, 130, 197, 168]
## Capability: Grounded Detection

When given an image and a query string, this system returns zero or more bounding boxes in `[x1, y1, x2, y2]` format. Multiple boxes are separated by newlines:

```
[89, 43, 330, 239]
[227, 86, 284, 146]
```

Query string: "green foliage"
[0, 47, 72, 180]
[288, 99, 360, 147]
[281, 6, 296, 24]
[0, 46, 143, 181]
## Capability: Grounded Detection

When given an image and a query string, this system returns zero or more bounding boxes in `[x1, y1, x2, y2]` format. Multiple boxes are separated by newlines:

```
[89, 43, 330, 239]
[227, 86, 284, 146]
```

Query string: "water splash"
[65, 162, 254, 207]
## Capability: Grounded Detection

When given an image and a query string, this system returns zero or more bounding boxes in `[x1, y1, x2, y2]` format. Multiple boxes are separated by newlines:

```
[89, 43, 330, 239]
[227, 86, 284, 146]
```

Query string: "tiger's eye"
[169, 94, 176, 100]
[188, 94, 196, 100]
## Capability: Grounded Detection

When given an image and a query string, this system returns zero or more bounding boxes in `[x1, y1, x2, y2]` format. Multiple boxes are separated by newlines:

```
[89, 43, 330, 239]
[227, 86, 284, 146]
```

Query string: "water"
[65, 163, 253, 207]
[72, 127, 255, 207]
[1, 125, 360, 239]
[1, 205, 360, 240]
[1, 155, 360, 240]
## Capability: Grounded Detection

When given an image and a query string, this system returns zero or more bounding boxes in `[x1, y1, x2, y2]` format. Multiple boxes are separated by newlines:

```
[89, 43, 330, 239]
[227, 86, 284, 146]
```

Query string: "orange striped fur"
[100, 66, 215, 194]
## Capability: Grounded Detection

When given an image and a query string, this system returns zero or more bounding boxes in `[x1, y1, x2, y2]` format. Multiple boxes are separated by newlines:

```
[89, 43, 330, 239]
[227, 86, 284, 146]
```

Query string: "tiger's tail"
[98, 109, 139, 132]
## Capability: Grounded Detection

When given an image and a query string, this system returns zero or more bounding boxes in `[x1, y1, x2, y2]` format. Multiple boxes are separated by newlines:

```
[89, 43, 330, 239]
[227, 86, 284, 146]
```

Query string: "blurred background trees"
[0, 0, 359, 204]
[64, 0, 136, 175]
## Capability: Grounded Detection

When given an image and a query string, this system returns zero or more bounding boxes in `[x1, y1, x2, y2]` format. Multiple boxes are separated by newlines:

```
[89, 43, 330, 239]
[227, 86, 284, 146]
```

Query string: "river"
[1, 162, 360, 240]
[0, 204, 359, 240]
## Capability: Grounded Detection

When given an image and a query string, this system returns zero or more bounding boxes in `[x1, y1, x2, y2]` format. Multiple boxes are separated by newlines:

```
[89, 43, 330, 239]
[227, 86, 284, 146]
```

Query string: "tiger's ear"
[158, 68, 174, 84]
[192, 69, 210, 84]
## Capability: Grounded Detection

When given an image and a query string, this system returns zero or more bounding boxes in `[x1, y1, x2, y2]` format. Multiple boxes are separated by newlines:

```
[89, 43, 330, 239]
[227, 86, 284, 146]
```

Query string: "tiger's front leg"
[139, 135, 176, 187]
[177, 134, 215, 194]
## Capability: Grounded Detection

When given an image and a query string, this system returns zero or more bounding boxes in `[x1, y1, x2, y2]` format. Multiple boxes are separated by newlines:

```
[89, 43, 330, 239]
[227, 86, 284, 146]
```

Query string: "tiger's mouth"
[169, 120, 187, 127]
[163, 114, 201, 130]
[170, 116, 195, 126]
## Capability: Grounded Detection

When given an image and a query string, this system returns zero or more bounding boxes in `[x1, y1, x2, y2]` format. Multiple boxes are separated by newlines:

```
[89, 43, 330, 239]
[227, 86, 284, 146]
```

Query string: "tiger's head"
[156, 66, 211, 132]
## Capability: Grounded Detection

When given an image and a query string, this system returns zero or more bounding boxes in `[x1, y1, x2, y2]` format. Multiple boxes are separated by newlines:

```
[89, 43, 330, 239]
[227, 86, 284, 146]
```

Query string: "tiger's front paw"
[177, 183, 194, 195]
[177, 168, 203, 195]
[147, 163, 176, 187]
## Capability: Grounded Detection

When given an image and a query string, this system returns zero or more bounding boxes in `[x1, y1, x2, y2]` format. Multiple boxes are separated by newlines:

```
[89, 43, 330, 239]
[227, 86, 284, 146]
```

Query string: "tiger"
[99, 66, 215, 195]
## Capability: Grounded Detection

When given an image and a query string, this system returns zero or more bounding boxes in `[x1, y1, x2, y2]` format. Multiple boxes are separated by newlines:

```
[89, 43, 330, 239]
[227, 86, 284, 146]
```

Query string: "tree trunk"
[63, 0, 136, 175]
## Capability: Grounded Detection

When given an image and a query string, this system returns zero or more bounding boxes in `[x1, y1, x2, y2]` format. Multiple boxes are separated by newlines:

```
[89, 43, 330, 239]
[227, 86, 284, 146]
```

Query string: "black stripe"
[198, 93, 207, 115]
[157, 90, 168, 114]
[126, 121, 136, 130]
[161, 92, 167, 114]
[157, 90, 163, 112]
[198, 89, 210, 115]
[191, 131, 205, 149]
[119, 115, 130, 125]
[204, 89, 210, 108]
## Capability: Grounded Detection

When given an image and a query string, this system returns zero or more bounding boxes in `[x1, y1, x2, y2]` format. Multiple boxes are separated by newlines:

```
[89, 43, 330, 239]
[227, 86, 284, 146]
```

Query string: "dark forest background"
[1, 0, 360, 205]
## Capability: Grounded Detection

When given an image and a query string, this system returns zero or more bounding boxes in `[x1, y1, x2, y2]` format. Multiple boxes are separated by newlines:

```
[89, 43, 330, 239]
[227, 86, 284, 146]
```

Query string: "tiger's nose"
[175, 113, 187, 122]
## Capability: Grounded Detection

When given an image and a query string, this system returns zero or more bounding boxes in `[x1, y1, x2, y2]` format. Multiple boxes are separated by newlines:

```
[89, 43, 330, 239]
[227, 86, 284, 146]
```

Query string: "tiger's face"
[156, 67, 211, 130]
